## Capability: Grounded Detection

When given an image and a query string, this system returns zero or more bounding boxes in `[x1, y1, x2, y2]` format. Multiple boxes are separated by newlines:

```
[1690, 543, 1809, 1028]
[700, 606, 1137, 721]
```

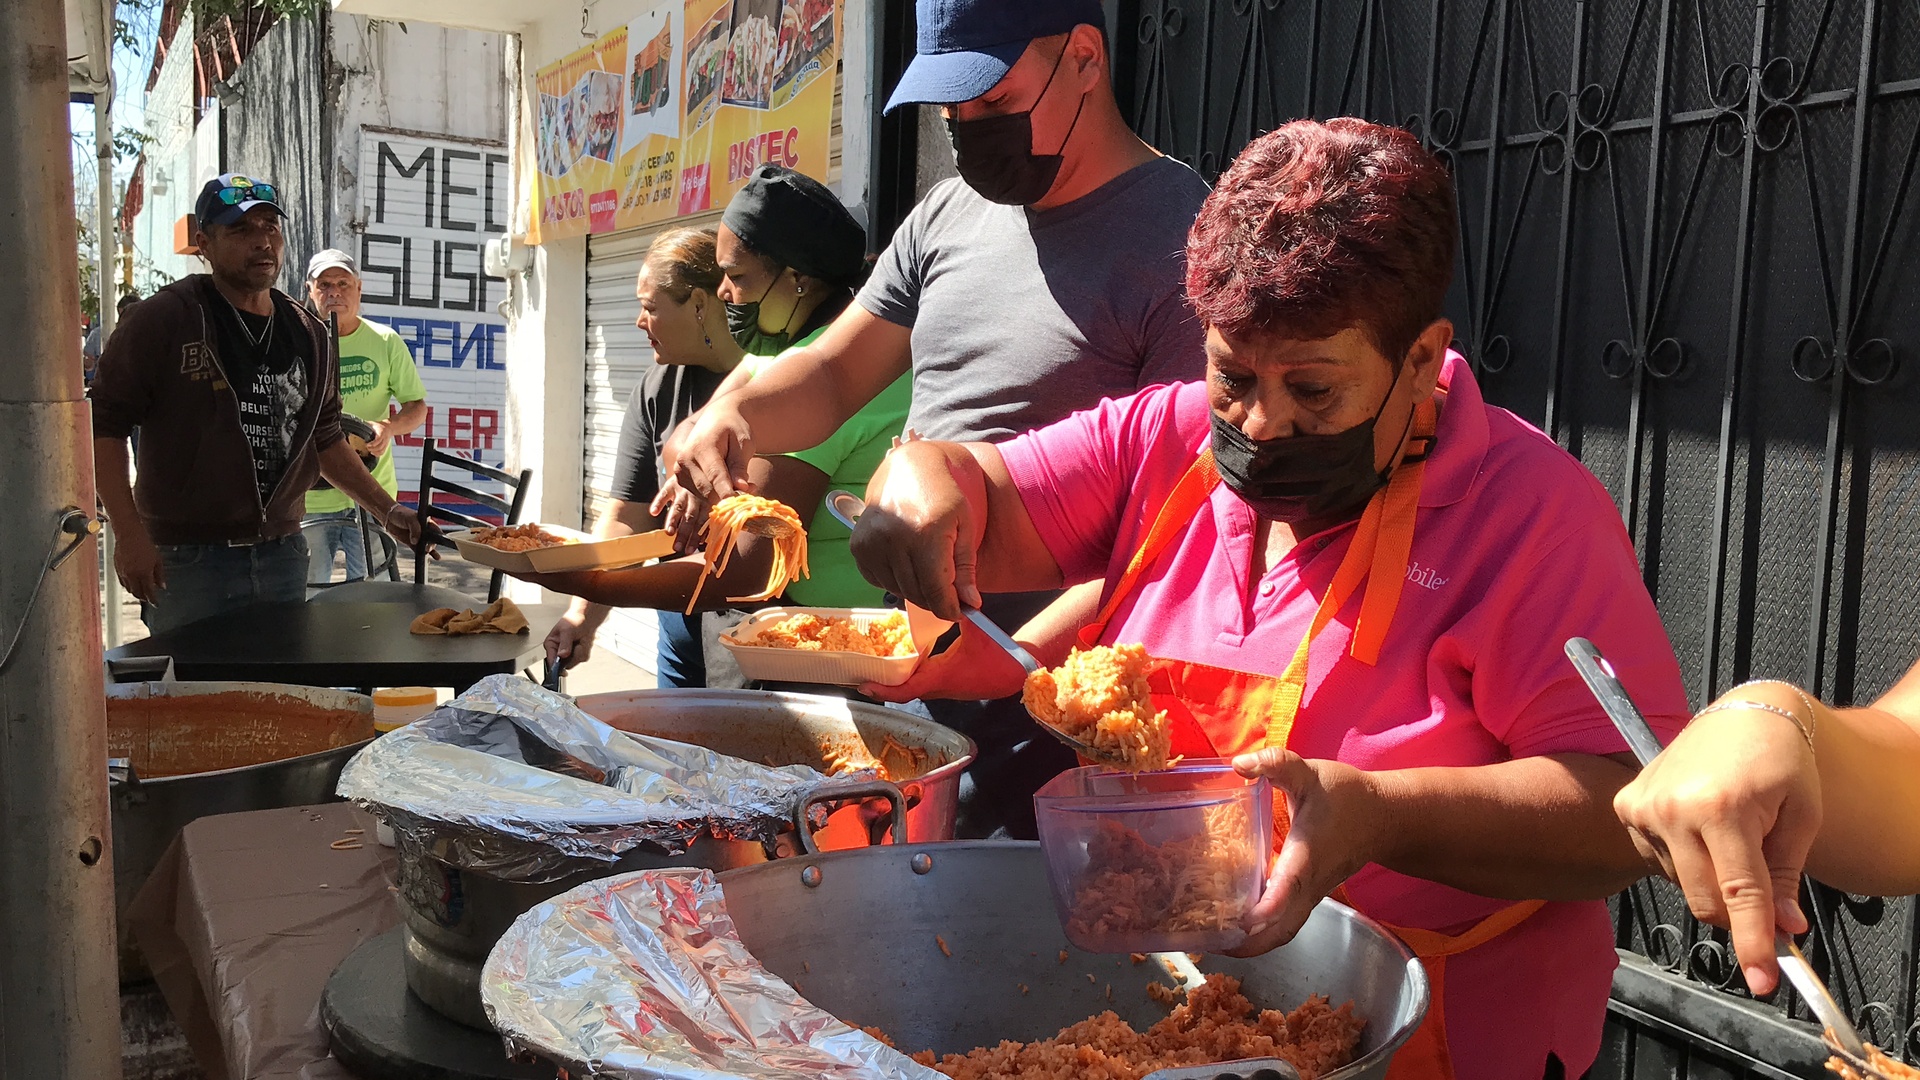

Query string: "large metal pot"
[107, 681, 374, 982]
[397, 776, 905, 1031]
[577, 688, 976, 850]
[716, 842, 1429, 1079]
[401, 688, 963, 1031]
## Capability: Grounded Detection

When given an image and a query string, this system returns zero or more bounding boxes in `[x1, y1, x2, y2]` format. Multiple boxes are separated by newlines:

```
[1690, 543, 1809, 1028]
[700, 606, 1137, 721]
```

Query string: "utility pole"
[0, 0, 125, 1075]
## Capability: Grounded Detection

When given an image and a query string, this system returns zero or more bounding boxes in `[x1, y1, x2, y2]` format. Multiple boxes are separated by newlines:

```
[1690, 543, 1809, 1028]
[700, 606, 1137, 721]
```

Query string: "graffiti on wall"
[355, 134, 511, 511]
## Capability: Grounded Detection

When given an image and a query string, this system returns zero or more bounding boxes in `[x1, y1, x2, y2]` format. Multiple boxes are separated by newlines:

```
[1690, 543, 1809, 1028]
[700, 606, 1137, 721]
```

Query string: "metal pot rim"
[576, 687, 981, 783]
[114, 737, 375, 788]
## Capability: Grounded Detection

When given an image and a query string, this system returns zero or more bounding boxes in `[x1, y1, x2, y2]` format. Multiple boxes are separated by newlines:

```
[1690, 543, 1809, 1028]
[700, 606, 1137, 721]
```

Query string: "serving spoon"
[823, 490, 1131, 769]
[1564, 637, 1886, 1078]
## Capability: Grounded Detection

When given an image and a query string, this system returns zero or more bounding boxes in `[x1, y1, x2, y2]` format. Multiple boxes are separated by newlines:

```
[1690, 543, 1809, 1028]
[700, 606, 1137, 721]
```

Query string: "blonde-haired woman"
[544, 227, 741, 686]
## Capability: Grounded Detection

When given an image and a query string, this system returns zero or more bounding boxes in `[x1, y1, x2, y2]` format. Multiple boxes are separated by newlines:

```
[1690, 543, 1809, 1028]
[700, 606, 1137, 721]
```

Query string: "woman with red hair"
[849, 118, 1690, 1079]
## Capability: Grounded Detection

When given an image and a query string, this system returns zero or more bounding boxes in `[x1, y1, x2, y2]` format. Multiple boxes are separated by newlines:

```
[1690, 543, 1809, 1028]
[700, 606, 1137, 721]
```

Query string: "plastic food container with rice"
[720, 606, 952, 687]
[1034, 761, 1273, 955]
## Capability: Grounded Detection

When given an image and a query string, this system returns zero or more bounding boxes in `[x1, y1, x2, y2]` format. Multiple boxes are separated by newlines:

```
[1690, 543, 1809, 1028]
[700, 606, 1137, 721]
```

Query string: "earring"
[796, 283, 806, 298]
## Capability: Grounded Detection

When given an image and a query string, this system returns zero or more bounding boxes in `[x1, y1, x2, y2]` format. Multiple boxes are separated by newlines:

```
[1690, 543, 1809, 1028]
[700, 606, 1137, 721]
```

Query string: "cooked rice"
[751, 612, 913, 657]
[1022, 644, 1172, 771]
[1064, 807, 1258, 945]
[1827, 1038, 1920, 1078]
[903, 973, 1363, 1080]
[469, 523, 573, 552]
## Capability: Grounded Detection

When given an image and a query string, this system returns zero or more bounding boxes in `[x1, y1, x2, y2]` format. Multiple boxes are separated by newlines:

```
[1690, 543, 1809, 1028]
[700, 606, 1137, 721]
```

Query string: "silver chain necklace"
[220, 290, 275, 353]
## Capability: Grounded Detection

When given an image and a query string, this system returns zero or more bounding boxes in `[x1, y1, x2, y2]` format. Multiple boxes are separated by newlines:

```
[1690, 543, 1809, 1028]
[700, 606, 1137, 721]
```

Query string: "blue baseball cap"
[884, 0, 1107, 114]
[195, 173, 286, 230]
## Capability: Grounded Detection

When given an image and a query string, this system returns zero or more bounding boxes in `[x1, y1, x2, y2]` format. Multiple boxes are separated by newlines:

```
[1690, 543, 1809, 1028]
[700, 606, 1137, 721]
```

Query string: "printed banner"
[353, 133, 511, 515]
[530, 0, 841, 242]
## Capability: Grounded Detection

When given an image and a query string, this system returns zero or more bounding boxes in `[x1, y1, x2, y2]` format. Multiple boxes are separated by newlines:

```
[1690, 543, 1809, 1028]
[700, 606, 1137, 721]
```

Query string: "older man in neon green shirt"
[304, 249, 429, 581]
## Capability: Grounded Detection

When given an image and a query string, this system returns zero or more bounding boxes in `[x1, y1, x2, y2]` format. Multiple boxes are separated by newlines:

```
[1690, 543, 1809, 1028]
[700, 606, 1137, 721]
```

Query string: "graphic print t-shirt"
[305, 319, 427, 514]
[210, 286, 310, 508]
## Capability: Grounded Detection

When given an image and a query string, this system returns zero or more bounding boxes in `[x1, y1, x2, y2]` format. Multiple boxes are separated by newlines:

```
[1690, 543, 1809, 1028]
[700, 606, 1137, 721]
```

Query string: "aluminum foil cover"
[483, 869, 941, 1080]
[336, 676, 834, 880]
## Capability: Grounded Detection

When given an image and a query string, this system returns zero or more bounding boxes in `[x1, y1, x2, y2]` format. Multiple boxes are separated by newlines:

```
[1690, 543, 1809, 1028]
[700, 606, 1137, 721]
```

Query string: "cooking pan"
[716, 842, 1428, 1079]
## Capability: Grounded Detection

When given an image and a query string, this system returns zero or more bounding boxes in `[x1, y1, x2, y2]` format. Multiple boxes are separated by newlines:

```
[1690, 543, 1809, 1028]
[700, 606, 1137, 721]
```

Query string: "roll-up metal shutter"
[578, 68, 844, 673]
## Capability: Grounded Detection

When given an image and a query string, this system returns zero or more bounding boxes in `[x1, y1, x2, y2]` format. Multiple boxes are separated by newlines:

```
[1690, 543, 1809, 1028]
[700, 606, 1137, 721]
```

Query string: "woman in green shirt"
[522, 166, 910, 679]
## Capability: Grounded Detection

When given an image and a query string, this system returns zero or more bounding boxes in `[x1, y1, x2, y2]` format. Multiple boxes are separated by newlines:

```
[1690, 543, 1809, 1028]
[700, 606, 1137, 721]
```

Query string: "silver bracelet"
[1731, 678, 1820, 749]
[1696, 699, 1816, 752]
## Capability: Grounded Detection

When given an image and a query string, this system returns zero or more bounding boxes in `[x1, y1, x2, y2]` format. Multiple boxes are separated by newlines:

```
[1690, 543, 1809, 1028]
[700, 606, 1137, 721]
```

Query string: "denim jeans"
[305, 509, 367, 583]
[140, 534, 310, 634]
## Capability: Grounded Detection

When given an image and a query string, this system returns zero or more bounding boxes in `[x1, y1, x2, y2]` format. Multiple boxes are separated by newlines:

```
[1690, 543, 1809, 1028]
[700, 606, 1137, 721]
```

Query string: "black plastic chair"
[412, 436, 532, 603]
[310, 438, 532, 606]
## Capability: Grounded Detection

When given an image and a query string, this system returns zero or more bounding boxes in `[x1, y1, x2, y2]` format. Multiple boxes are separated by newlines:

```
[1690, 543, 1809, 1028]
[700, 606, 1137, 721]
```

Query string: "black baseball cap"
[195, 173, 287, 230]
[884, 0, 1106, 114]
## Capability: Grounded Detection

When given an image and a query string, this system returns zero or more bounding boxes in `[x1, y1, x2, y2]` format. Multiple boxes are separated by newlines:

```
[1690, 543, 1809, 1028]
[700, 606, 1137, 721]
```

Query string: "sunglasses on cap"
[213, 177, 280, 206]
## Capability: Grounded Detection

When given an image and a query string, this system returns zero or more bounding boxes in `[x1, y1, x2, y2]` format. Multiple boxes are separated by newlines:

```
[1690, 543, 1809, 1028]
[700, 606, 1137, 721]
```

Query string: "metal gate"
[1108, 0, 1920, 1075]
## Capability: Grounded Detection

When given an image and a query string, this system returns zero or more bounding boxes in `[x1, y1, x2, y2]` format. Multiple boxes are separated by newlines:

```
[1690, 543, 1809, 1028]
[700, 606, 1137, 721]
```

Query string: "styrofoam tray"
[719, 606, 953, 687]
[448, 524, 679, 574]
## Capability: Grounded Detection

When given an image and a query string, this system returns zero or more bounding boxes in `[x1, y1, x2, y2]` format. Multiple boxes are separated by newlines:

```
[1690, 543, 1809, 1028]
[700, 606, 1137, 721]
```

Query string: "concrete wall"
[225, 12, 330, 293]
[326, 15, 508, 250]
[130, 12, 211, 284]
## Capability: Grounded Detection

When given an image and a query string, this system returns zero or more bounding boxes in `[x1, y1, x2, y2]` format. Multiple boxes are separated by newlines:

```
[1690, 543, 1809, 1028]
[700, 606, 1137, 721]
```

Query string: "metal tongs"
[1565, 637, 1887, 1078]
[824, 490, 1131, 769]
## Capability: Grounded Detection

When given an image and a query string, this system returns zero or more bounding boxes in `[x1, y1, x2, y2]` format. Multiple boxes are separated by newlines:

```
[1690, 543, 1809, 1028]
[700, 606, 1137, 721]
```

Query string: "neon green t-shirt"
[306, 318, 427, 514]
[737, 330, 911, 607]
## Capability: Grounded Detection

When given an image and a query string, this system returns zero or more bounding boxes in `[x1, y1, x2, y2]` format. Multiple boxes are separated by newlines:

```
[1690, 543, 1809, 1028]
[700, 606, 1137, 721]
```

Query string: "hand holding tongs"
[1564, 637, 1886, 1077]
[824, 489, 1043, 675]
[824, 490, 1133, 769]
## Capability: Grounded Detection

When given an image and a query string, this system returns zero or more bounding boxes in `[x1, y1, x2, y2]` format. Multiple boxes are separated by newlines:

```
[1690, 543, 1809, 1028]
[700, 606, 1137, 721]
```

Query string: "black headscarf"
[721, 164, 870, 289]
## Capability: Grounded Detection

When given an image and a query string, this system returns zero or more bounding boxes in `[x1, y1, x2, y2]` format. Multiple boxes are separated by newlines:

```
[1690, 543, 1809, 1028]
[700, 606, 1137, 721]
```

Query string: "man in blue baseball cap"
[667, 0, 1211, 839]
[92, 173, 428, 632]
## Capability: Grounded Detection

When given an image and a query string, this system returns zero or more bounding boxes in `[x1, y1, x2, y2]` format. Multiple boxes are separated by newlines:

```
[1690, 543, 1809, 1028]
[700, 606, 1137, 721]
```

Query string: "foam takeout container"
[448, 524, 679, 575]
[719, 605, 953, 687]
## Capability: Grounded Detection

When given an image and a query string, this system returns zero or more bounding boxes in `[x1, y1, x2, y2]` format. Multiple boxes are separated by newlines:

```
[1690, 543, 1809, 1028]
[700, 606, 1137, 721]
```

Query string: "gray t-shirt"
[858, 157, 1211, 442]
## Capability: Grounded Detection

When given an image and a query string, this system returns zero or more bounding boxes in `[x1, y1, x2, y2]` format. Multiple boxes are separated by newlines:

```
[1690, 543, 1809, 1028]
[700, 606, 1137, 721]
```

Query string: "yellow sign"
[530, 0, 842, 242]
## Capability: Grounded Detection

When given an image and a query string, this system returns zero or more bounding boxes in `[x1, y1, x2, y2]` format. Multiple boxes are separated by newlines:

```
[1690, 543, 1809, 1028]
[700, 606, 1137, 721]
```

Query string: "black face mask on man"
[945, 46, 1089, 206]
[1209, 366, 1412, 524]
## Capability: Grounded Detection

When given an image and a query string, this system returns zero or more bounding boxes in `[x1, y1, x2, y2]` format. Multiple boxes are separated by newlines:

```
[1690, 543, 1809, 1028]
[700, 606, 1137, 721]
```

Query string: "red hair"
[1185, 118, 1458, 361]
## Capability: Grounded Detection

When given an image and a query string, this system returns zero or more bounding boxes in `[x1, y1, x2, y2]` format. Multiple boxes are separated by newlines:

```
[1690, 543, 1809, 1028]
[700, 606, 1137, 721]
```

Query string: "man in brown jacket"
[92, 174, 426, 633]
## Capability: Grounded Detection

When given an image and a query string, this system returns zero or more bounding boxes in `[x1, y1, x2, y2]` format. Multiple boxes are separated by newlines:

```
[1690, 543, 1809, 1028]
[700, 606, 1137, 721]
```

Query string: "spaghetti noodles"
[685, 494, 810, 614]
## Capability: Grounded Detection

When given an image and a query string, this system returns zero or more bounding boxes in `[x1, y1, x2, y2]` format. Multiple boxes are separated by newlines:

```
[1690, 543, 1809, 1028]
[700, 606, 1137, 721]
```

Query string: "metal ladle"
[822, 490, 1132, 769]
[1564, 637, 1885, 1077]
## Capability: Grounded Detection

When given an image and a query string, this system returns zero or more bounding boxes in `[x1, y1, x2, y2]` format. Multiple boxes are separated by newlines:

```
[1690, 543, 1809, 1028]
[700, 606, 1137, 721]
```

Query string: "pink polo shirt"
[1000, 354, 1690, 1080]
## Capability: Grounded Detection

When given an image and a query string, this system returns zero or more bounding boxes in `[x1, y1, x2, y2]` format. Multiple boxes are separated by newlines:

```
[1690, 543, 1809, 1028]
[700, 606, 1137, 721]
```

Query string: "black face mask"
[1209, 369, 1410, 524]
[945, 47, 1089, 206]
[725, 270, 800, 354]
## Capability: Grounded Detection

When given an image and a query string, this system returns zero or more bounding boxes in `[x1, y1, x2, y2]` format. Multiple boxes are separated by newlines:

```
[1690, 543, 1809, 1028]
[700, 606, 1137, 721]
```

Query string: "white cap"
[306, 248, 358, 282]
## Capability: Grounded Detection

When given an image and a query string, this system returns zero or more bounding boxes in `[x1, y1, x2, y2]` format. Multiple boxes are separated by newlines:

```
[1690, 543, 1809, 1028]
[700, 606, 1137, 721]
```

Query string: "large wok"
[717, 842, 1429, 1079]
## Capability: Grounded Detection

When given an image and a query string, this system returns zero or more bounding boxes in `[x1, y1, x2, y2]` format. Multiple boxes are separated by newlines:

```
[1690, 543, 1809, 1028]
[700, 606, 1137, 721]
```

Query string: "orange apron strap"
[1336, 893, 1548, 1080]
[1351, 398, 1437, 664]
[1078, 451, 1220, 648]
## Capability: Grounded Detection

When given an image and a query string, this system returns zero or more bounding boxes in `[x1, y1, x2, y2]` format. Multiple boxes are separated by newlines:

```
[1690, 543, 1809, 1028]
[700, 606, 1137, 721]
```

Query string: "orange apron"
[1077, 399, 1545, 1080]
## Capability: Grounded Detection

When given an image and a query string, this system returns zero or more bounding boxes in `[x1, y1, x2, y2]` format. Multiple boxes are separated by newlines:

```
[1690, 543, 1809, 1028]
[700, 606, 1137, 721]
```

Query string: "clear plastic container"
[1033, 760, 1273, 954]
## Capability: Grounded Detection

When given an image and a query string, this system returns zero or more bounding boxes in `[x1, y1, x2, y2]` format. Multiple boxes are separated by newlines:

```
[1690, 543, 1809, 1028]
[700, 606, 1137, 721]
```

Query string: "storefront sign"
[530, 0, 841, 242]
